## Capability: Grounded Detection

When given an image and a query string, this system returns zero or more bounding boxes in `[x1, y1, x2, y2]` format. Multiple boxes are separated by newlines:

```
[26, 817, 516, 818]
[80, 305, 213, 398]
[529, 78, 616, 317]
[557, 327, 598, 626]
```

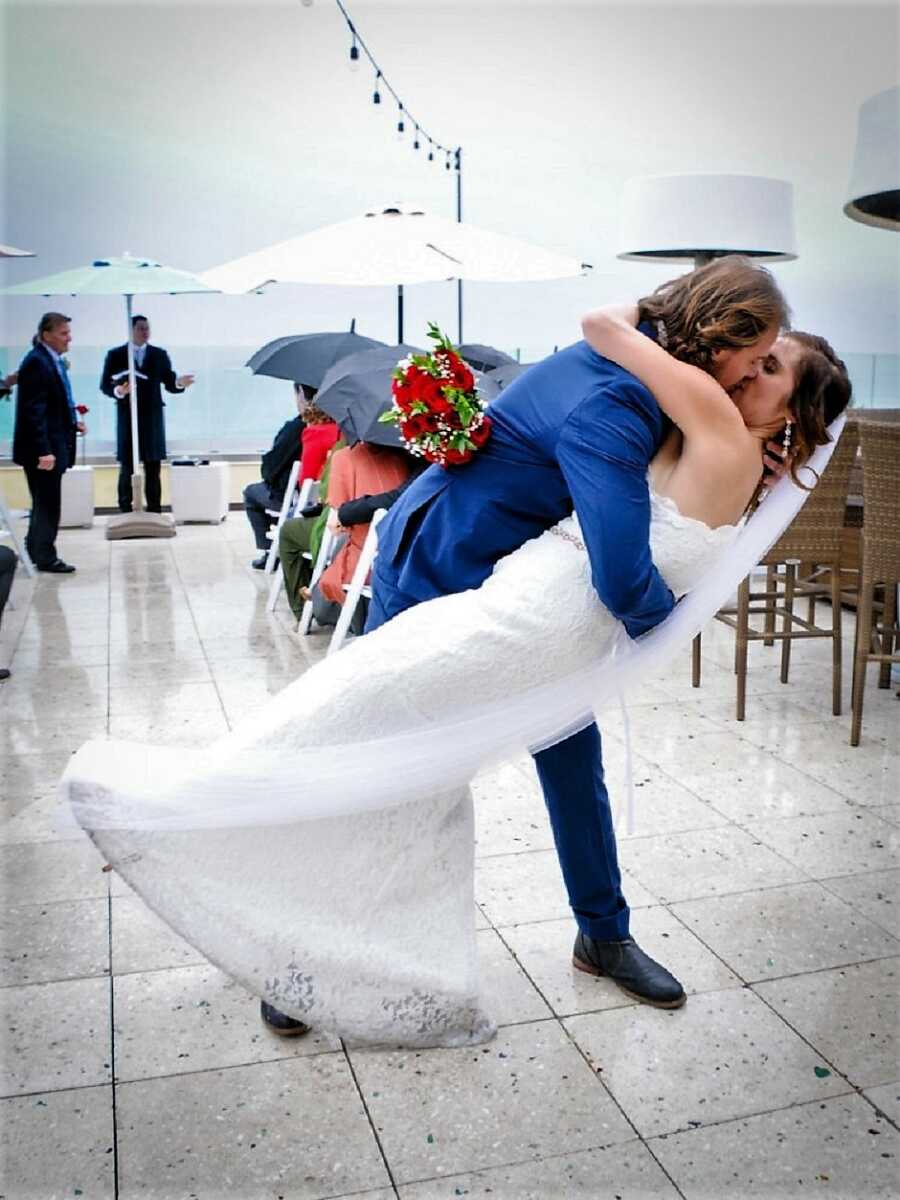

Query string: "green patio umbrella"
[3, 254, 218, 538]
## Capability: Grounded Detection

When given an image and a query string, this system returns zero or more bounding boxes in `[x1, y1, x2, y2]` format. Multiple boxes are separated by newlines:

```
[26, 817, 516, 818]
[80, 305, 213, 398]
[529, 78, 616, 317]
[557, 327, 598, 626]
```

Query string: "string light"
[323, 0, 459, 170]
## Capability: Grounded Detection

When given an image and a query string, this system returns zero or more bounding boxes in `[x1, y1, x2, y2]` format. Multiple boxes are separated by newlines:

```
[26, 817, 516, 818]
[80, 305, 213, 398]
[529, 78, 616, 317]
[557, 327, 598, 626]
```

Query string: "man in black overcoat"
[12, 312, 82, 573]
[99, 315, 194, 512]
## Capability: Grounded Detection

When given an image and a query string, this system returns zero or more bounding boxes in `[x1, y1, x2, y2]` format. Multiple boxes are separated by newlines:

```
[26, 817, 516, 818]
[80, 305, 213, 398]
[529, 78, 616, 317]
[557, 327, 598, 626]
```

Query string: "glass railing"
[1, 344, 897, 458]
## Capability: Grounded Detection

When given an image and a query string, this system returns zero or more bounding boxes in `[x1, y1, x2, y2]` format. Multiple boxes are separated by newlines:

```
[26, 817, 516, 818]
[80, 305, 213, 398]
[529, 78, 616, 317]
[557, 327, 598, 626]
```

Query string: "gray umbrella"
[487, 361, 534, 391]
[315, 344, 422, 447]
[246, 329, 388, 389]
[457, 343, 516, 373]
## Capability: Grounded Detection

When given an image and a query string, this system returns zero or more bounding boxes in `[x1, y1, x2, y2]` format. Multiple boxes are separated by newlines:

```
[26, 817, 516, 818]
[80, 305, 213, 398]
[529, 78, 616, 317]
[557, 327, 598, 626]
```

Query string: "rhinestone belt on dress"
[549, 525, 586, 552]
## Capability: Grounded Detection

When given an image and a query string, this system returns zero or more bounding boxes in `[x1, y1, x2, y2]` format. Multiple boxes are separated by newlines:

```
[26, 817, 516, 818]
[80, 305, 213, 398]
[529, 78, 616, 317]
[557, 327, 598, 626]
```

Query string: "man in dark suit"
[12, 312, 82, 573]
[99, 315, 194, 512]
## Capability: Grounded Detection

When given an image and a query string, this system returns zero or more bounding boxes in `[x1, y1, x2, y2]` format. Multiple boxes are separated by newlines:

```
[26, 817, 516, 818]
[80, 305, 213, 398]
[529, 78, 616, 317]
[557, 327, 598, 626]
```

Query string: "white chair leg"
[0, 494, 36, 578]
[298, 520, 336, 635]
[266, 566, 284, 613]
[263, 460, 301, 576]
[265, 479, 315, 611]
[328, 509, 386, 656]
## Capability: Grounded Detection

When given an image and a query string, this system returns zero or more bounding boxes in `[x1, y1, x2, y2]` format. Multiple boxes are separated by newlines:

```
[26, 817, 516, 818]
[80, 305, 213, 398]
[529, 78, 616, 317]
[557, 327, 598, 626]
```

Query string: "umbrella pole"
[397, 284, 404, 343]
[125, 294, 144, 513]
[456, 146, 463, 343]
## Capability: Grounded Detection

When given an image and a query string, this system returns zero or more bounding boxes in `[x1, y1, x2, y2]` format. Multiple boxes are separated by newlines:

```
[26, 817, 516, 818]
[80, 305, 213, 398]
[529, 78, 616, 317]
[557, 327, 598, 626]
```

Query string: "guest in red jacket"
[299, 400, 340, 485]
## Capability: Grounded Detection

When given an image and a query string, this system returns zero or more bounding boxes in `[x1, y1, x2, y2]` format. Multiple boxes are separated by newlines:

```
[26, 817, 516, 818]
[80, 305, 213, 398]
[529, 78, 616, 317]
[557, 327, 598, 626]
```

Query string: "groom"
[366, 258, 790, 1009]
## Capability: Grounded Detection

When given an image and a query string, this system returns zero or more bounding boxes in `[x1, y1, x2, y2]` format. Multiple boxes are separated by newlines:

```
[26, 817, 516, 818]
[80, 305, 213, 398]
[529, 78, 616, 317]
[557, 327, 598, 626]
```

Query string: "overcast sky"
[1, 1, 897, 357]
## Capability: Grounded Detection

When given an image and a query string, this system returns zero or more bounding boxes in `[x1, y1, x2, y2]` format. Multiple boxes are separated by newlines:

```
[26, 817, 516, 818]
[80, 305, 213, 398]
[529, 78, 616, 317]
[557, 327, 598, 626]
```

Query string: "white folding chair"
[263, 459, 301, 576]
[0, 492, 36, 578]
[266, 477, 319, 612]
[327, 508, 387, 655]
[297, 513, 337, 635]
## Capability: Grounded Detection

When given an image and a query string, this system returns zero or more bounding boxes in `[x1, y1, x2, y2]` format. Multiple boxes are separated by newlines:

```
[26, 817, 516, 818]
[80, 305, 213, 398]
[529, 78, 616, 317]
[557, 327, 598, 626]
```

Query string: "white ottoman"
[169, 462, 230, 524]
[60, 466, 95, 528]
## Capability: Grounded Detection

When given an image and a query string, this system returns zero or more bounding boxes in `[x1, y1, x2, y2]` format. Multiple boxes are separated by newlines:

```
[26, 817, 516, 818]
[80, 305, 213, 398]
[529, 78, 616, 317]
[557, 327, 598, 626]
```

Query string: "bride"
[63, 269, 851, 1049]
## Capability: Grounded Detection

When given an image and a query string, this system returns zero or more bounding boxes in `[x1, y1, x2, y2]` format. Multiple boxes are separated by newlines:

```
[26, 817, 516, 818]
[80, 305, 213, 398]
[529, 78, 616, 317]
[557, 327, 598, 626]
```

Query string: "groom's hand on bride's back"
[762, 439, 794, 481]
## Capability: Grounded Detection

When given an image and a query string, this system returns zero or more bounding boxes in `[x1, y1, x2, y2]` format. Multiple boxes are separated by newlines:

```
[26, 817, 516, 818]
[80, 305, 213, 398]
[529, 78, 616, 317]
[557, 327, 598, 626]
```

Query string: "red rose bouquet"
[380, 322, 492, 466]
[75, 404, 90, 465]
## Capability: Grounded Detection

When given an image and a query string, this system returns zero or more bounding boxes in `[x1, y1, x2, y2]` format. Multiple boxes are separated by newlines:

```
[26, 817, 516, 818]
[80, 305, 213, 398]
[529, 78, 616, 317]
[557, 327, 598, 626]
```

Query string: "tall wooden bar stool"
[850, 418, 900, 745]
[692, 422, 859, 719]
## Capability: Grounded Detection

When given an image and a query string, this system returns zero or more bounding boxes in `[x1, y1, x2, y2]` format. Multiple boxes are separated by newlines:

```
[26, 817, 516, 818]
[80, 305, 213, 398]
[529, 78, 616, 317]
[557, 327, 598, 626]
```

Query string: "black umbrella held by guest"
[486, 361, 534, 392]
[314, 344, 423, 448]
[456, 343, 516, 373]
[247, 329, 387, 391]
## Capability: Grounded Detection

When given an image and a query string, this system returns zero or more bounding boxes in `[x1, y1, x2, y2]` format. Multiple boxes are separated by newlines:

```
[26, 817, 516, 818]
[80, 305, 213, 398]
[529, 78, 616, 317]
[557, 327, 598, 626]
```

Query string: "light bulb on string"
[373, 70, 381, 104]
[427, 141, 434, 162]
[396, 102, 405, 141]
[445, 152, 451, 170]
[349, 37, 360, 71]
[413, 127, 420, 150]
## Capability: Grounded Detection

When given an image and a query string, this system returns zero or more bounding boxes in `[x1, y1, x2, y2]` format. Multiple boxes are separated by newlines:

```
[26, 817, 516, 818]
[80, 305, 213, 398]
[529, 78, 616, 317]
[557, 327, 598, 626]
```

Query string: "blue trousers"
[366, 562, 630, 942]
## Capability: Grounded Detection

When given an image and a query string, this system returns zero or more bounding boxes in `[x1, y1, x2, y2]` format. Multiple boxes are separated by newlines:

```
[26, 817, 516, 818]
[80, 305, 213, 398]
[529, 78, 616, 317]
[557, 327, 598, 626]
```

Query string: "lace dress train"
[62, 495, 738, 1048]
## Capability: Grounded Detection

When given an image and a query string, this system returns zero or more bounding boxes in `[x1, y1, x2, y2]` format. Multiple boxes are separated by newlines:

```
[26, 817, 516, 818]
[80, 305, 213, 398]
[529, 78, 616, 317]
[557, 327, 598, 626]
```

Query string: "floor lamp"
[844, 86, 899, 231]
[617, 174, 797, 270]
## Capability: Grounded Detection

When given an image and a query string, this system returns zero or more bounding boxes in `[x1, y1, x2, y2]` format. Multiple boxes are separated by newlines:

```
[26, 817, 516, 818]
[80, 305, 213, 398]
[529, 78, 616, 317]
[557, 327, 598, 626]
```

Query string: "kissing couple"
[64, 256, 852, 1047]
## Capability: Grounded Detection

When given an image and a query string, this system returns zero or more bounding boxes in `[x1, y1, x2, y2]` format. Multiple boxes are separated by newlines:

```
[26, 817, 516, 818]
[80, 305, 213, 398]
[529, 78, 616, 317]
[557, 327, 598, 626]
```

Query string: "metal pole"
[124, 294, 144, 512]
[455, 146, 463, 343]
[397, 284, 404, 343]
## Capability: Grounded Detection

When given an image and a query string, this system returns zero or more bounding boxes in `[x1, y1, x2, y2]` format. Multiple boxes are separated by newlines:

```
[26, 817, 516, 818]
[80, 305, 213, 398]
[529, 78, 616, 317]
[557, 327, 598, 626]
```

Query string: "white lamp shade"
[844, 86, 900, 230]
[618, 174, 797, 262]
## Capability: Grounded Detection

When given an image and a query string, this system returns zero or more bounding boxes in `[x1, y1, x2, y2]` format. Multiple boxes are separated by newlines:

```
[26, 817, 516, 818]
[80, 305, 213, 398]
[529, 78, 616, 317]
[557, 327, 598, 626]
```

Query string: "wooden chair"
[327, 509, 387, 656]
[692, 422, 859, 719]
[850, 419, 900, 745]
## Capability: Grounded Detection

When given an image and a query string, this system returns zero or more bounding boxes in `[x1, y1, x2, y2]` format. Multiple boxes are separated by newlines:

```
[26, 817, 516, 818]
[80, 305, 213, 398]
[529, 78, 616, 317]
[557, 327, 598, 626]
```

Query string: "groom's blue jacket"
[373, 337, 675, 640]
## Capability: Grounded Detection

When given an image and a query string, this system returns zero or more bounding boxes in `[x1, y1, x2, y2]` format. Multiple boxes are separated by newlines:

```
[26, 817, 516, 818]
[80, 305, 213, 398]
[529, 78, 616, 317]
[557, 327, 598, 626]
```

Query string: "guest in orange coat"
[318, 442, 412, 606]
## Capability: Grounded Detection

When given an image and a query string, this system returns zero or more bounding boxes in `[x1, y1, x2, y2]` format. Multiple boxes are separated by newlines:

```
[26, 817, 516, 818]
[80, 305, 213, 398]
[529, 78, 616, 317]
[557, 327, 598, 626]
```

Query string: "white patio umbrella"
[3, 255, 218, 539]
[0, 244, 35, 257]
[201, 203, 591, 341]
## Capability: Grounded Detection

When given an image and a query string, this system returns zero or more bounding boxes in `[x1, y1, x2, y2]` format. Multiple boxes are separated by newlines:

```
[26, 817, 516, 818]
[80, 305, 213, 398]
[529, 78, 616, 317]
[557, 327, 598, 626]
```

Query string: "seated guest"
[244, 383, 311, 569]
[298, 398, 340, 487]
[278, 439, 345, 620]
[0, 545, 18, 680]
[334, 454, 427, 529]
[316, 442, 412, 622]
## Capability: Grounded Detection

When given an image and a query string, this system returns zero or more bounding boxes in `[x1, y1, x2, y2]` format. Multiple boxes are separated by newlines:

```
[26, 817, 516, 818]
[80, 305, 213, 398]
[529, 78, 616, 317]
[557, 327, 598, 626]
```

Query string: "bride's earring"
[782, 420, 793, 459]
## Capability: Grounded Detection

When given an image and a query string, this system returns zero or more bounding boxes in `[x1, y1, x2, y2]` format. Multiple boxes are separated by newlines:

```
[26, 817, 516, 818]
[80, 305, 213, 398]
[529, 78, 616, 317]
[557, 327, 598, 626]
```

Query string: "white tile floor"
[1, 516, 898, 1200]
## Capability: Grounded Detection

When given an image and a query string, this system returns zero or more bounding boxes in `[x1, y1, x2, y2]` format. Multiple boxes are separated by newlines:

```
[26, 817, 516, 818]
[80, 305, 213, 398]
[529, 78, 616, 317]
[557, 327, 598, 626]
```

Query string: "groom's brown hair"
[637, 256, 790, 371]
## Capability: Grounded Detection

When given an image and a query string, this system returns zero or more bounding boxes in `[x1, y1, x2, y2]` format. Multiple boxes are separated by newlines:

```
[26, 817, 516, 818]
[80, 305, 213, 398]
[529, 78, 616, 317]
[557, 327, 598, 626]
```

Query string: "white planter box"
[169, 462, 230, 524]
[60, 465, 95, 528]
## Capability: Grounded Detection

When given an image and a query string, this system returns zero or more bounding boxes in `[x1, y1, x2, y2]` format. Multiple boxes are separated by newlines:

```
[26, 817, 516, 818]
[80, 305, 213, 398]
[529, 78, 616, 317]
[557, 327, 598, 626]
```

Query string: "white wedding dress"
[63, 491, 739, 1048]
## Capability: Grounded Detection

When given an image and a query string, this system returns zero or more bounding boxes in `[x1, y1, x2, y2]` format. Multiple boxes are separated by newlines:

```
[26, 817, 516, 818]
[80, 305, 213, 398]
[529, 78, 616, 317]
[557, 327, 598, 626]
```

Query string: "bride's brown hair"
[638, 256, 790, 371]
[780, 331, 853, 485]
